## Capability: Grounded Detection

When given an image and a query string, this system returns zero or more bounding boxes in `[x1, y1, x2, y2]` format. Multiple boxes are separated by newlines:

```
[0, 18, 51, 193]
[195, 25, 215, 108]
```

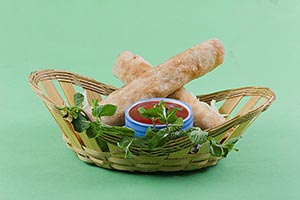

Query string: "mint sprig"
[56, 93, 135, 138]
[209, 137, 240, 157]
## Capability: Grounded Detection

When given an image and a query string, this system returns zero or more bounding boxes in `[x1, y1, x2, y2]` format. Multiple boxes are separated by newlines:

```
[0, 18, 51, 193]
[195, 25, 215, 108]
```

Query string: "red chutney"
[129, 101, 189, 125]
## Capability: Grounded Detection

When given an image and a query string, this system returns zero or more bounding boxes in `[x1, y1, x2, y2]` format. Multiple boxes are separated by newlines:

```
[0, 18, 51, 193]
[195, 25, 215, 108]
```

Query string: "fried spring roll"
[113, 52, 225, 129]
[99, 39, 225, 126]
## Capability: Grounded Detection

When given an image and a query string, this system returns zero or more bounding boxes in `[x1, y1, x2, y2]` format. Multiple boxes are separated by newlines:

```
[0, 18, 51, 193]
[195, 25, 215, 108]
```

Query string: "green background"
[1, 0, 299, 199]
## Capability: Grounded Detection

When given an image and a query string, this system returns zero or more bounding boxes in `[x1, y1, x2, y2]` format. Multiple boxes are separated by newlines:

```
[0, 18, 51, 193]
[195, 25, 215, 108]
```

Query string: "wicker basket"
[29, 69, 275, 172]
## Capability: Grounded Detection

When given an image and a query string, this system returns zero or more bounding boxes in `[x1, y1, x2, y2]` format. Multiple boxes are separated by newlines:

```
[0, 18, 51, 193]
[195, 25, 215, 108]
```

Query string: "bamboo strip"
[83, 146, 110, 159]
[111, 164, 137, 172]
[107, 157, 135, 165]
[44, 103, 67, 137]
[190, 153, 212, 161]
[59, 81, 77, 106]
[167, 148, 191, 159]
[135, 163, 162, 169]
[213, 127, 236, 143]
[237, 96, 261, 116]
[85, 89, 102, 105]
[219, 96, 243, 115]
[184, 161, 208, 171]
[89, 156, 106, 167]
[78, 131, 102, 152]
[159, 165, 185, 172]
[107, 143, 124, 157]
[228, 115, 259, 140]
[41, 80, 64, 106]
[46, 105, 83, 149]
[162, 158, 190, 166]
[255, 98, 268, 110]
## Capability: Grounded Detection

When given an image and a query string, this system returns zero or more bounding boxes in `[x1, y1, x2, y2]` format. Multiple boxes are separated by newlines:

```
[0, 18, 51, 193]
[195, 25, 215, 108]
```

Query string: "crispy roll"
[113, 51, 225, 129]
[100, 39, 225, 126]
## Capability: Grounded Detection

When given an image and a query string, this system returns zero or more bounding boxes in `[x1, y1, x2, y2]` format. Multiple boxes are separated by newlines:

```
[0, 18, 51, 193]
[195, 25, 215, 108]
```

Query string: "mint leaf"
[209, 137, 240, 157]
[167, 107, 182, 123]
[92, 106, 101, 118]
[85, 117, 134, 151]
[74, 93, 84, 107]
[138, 107, 163, 119]
[69, 107, 81, 119]
[155, 100, 166, 108]
[117, 136, 133, 158]
[168, 118, 183, 133]
[225, 137, 240, 151]
[71, 112, 90, 132]
[95, 125, 135, 136]
[92, 104, 117, 118]
[148, 129, 168, 149]
[91, 99, 99, 108]
[100, 104, 117, 116]
[110, 126, 135, 136]
[168, 129, 186, 140]
[187, 127, 208, 144]
[137, 100, 182, 128]
[145, 127, 156, 139]
[171, 117, 183, 127]
[209, 140, 224, 157]
[117, 136, 132, 148]
[86, 122, 102, 138]
[54, 105, 67, 111]
[221, 137, 240, 156]
[133, 136, 147, 146]
[54, 106, 69, 117]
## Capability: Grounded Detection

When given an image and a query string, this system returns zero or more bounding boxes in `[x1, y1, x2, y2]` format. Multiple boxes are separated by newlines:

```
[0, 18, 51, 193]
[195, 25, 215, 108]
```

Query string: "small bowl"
[125, 98, 193, 137]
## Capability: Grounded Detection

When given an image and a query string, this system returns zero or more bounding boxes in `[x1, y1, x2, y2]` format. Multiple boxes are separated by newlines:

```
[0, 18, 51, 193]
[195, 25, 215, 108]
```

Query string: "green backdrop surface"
[0, 0, 299, 200]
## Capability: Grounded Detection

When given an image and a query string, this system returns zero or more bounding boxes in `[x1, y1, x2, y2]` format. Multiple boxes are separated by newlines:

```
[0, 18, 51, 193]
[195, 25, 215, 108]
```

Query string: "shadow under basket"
[29, 69, 276, 173]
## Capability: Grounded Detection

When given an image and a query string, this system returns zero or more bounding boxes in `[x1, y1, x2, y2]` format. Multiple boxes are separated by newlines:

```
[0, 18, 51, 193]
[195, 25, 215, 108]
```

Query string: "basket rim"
[28, 69, 276, 137]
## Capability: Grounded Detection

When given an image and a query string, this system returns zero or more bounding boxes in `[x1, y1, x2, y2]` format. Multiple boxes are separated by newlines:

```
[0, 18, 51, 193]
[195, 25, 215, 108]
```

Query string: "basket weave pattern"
[29, 69, 275, 172]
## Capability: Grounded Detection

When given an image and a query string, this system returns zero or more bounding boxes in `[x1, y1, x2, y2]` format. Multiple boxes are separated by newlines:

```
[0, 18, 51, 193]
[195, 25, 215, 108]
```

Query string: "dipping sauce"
[128, 101, 189, 124]
[125, 98, 193, 137]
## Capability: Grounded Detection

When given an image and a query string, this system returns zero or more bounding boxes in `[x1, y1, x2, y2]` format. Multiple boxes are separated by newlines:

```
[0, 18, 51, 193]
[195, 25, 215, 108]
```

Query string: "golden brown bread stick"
[113, 51, 225, 129]
[99, 39, 225, 126]
[112, 51, 152, 82]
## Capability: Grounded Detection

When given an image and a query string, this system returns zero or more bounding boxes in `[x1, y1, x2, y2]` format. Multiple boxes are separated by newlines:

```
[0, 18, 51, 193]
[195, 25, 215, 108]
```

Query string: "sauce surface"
[129, 101, 189, 125]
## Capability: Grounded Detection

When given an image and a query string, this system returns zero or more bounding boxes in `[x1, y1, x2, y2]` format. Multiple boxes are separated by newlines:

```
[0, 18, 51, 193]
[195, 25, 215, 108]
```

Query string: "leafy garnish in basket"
[134, 100, 241, 156]
[91, 99, 117, 124]
[117, 136, 134, 159]
[209, 137, 240, 157]
[185, 127, 240, 157]
[56, 93, 135, 138]
[137, 100, 184, 148]
[55, 93, 240, 159]
[138, 100, 182, 131]
[187, 127, 208, 144]
[115, 101, 188, 157]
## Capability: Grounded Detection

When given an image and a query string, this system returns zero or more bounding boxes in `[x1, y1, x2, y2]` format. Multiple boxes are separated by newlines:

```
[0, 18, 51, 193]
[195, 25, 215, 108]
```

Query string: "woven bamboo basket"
[29, 69, 275, 172]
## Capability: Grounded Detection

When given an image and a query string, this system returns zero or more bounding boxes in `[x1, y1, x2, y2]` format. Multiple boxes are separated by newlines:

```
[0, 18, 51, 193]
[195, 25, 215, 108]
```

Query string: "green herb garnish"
[56, 94, 240, 158]
[135, 100, 240, 156]
[55, 93, 135, 139]
[209, 137, 240, 157]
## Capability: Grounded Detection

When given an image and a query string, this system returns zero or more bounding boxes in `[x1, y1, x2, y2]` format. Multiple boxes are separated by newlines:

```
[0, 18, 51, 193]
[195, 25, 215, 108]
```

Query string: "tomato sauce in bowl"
[125, 98, 193, 137]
